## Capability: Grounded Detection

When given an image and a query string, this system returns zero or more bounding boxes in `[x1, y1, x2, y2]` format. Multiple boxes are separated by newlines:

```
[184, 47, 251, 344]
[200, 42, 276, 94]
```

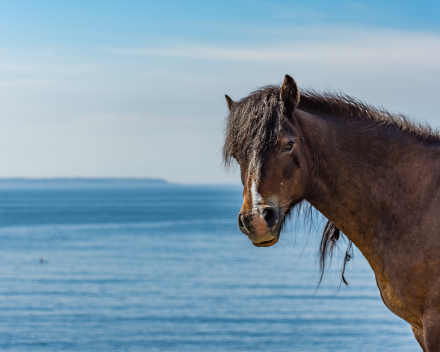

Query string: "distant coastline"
[0, 178, 169, 189]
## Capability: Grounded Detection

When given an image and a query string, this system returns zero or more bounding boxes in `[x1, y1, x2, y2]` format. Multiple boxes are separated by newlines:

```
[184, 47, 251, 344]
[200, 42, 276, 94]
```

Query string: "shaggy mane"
[299, 89, 440, 145]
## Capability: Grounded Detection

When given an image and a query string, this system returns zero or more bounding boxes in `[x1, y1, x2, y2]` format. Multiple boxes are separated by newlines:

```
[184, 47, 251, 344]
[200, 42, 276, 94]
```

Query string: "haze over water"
[0, 183, 419, 351]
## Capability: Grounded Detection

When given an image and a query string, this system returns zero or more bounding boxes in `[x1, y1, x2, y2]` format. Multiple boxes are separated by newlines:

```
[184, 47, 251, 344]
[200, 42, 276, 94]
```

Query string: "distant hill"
[0, 178, 169, 189]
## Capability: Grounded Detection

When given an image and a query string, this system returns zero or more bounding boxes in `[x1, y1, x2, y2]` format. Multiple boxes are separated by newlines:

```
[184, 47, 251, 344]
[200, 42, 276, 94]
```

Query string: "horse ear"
[225, 95, 236, 112]
[280, 75, 300, 116]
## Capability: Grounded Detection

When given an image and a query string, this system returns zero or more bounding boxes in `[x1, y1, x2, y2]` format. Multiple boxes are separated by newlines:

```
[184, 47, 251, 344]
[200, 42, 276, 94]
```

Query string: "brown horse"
[223, 75, 440, 351]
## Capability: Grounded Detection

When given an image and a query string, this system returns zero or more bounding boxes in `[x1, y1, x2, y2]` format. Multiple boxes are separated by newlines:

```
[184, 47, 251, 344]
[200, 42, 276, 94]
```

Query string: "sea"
[0, 182, 420, 351]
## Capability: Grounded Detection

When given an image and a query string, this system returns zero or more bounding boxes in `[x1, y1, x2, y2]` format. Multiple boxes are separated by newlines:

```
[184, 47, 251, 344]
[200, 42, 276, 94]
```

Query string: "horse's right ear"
[225, 95, 236, 112]
[280, 75, 300, 116]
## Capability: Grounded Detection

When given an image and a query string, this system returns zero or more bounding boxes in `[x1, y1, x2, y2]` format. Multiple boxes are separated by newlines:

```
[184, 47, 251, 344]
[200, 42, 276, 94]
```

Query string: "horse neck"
[295, 109, 440, 269]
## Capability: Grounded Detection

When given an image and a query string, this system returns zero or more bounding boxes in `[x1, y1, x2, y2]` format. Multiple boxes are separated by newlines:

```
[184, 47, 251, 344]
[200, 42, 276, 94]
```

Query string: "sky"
[1, 1, 440, 183]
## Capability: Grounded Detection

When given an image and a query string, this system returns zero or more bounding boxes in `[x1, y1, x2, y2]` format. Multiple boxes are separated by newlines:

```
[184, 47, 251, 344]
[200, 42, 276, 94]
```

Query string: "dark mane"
[223, 85, 440, 285]
[224, 86, 440, 169]
[299, 90, 440, 145]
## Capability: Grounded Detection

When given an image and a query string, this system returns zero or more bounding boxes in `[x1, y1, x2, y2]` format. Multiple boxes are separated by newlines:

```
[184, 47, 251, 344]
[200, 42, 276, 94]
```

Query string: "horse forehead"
[247, 162, 281, 192]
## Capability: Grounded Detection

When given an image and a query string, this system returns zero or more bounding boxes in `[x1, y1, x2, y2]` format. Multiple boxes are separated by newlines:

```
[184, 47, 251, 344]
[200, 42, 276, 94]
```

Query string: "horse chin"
[252, 234, 279, 247]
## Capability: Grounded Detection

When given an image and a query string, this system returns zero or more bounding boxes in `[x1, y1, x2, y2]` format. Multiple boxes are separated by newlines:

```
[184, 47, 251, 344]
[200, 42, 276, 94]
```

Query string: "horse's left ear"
[225, 95, 236, 112]
[280, 75, 300, 116]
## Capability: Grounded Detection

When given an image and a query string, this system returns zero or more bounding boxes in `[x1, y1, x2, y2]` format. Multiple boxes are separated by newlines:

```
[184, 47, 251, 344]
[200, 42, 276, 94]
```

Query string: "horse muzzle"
[238, 207, 281, 247]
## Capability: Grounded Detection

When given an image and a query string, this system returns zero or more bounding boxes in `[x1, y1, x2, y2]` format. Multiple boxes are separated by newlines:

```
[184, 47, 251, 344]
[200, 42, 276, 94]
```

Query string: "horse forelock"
[223, 85, 285, 173]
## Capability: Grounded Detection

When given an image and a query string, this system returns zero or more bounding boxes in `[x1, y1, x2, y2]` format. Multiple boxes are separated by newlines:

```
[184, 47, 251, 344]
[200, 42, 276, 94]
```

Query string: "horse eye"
[282, 143, 294, 152]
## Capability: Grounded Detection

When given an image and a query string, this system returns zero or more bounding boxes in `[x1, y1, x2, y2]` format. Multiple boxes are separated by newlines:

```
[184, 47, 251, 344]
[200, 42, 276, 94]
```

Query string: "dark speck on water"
[0, 184, 418, 351]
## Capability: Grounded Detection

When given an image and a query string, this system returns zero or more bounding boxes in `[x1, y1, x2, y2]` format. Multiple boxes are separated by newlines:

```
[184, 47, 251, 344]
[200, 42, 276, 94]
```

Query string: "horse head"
[224, 75, 311, 247]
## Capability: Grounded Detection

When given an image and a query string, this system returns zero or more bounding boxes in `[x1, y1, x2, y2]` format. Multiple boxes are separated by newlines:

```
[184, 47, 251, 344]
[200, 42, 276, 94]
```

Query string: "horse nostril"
[238, 213, 246, 230]
[263, 207, 278, 228]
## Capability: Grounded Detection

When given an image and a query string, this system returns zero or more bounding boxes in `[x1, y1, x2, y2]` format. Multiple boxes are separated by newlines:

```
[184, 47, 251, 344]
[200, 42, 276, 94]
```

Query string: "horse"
[223, 75, 440, 351]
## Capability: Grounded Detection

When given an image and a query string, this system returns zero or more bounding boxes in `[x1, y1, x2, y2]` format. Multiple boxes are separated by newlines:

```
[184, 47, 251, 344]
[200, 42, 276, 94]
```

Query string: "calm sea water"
[0, 185, 419, 351]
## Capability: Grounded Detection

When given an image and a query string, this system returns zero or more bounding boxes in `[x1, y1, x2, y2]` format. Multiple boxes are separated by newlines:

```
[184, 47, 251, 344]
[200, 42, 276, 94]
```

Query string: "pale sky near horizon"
[1, 1, 440, 183]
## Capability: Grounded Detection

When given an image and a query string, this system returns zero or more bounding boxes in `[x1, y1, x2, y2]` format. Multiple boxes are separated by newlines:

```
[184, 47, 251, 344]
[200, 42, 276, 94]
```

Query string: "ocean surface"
[0, 185, 419, 351]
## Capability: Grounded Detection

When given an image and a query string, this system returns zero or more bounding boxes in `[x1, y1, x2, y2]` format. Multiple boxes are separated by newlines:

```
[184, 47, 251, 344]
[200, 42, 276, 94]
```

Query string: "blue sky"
[1, 1, 440, 183]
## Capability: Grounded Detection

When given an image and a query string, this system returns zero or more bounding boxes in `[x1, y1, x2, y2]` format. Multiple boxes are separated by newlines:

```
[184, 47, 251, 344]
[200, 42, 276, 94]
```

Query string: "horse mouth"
[252, 235, 279, 247]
